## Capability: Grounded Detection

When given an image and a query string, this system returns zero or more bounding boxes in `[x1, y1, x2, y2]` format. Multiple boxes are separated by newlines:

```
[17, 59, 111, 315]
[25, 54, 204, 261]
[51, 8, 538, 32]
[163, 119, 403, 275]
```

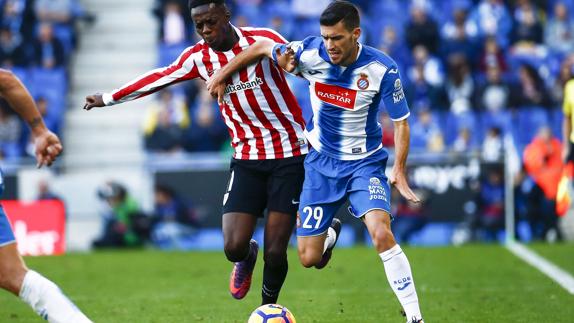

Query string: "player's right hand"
[33, 129, 63, 168]
[83, 93, 105, 110]
[275, 46, 297, 73]
[206, 71, 227, 106]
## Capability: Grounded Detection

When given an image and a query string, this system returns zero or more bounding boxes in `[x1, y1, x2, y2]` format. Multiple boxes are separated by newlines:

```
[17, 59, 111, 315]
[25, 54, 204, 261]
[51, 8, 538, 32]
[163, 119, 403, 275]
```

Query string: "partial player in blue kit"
[0, 69, 92, 323]
[207, 1, 424, 322]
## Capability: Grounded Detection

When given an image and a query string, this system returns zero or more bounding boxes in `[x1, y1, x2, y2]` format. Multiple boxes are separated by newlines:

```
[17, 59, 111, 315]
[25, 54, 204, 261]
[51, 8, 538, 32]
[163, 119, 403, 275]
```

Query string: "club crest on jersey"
[357, 73, 369, 90]
[314, 82, 357, 110]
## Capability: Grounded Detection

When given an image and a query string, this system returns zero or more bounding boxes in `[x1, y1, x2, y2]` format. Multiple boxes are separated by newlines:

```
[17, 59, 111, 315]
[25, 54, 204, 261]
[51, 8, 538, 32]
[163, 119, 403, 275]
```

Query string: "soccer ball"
[247, 304, 296, 323]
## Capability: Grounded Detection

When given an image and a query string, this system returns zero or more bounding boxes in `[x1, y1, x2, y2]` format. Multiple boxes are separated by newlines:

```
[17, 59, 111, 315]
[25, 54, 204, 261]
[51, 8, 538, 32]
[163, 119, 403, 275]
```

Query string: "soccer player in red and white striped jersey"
[84, 0, 306, 305]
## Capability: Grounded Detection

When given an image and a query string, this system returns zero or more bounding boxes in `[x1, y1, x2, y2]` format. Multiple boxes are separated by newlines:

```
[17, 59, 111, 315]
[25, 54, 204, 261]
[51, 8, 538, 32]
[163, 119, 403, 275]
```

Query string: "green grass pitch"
[0, 244, 572, 322]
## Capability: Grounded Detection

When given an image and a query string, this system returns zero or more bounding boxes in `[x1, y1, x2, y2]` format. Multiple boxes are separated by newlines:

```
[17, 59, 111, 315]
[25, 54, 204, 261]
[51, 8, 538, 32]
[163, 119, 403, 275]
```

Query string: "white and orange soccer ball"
[247, 304, 296, 323]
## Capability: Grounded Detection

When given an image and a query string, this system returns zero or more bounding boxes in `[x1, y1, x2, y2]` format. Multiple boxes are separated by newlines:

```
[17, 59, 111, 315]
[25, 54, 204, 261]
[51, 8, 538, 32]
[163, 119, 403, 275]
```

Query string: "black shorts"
[222, 155, 305, 217]
[568, 142, 574, 163]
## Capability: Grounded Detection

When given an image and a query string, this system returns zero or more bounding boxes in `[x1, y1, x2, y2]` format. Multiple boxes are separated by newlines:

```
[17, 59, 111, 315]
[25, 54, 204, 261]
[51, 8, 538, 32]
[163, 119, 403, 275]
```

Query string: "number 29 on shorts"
[301, 206, 324, 229]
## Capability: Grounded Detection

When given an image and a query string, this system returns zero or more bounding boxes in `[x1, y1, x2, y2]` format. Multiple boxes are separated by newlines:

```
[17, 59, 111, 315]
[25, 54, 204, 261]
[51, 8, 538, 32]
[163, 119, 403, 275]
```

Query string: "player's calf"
[315, 218, 341, 269]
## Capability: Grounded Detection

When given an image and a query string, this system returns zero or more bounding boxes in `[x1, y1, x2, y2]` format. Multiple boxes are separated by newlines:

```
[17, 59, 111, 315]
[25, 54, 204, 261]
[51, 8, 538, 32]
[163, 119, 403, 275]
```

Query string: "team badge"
[394, 79, 402, 91]
[357, 73, 369, 90]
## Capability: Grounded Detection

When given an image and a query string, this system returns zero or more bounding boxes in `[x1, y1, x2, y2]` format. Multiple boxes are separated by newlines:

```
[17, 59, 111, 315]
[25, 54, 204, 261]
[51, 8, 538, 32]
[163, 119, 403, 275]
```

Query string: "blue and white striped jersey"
[272, 37, 410, 160]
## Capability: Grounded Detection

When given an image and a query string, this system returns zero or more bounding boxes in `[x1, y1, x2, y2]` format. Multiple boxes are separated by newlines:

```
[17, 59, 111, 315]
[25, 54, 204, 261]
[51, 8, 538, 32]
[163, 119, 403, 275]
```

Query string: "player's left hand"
[206, 71, 226, 106]
[33, 129, 63, 168]
[390, 168, 420, 203]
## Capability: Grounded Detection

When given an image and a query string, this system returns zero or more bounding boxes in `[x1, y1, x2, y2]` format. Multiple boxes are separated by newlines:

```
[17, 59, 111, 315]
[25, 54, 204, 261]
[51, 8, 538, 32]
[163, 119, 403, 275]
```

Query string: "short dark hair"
[319, 0, 360, 31]
[188, 0, 224, 9]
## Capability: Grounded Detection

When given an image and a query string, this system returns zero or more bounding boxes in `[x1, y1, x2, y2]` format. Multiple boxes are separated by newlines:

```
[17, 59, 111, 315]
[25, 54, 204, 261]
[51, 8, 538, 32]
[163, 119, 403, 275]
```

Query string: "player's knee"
[0, 264, 26, 294]
[297, 248, 321, 268]
[224, 240, 249, 262]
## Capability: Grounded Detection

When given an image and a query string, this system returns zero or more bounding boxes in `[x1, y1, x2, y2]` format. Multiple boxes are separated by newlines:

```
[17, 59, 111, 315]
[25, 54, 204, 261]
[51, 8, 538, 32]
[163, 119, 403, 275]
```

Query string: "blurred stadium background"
[1, 0, 574, 321]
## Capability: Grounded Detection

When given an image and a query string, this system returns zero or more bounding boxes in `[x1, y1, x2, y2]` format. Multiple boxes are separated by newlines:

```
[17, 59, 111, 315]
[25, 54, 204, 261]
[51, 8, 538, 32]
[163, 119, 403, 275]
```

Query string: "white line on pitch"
[506, 241, 574, 295]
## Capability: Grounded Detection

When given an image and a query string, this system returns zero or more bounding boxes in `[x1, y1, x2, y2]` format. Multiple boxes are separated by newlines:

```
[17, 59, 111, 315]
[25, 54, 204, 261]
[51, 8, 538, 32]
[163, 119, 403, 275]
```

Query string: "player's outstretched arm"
[84, 46, 201, 110]
[0, 69, 62, 167]
[390, 119, 420, 203]
[206, 39, 296, 104]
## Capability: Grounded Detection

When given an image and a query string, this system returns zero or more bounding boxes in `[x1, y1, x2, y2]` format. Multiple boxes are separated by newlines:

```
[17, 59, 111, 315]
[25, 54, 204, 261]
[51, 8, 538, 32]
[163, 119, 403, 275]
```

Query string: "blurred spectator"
[33, 23, 65, 69]
[477, 36, 507, 73]
[36, 179, 61, 200]
[410, 108, 445, 152]
[0, 99, 22, 158]
[563, 66, 574, 162]
[391, 188, 429, 245]
[405, 2, 439, 54]
[452, 127, 475, 154]
[545, 1, 574, 55]
[510, 0, 544, 46]
[378, 25, 410, 68]
[143, 89, 189, 152]
[268, 15, 294, 41]
[0, 27, 26, 67]
[183, 87, 228, 152]
[1, 0, 36, 43]
[151, 183, 200, 249]
[523, 126, 564, 241]
[445, 54, 475, 114]
[473, 167, 505, 241]
[34, 0, 72, 25]
[407, 45, 444, 88]
[551, 57, 574, 103]
[152, 0, 192, 45]
[406, 64, 446, 111]
[474, 65, 511, 112]
[510, 64, 553, 109]
[291, 0, 329, 18]
[469, 0, 512, 48]
[441, 6, 478, 59]
[92, 181, 145, 249]
[482, 126, 503, 162]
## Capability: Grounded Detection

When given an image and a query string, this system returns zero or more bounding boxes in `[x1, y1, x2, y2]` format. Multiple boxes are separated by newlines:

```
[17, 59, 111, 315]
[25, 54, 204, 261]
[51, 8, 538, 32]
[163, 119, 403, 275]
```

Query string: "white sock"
[323, 227, 337, 253]
[19, 270, 92, 323]
[379, 245, 422, 321]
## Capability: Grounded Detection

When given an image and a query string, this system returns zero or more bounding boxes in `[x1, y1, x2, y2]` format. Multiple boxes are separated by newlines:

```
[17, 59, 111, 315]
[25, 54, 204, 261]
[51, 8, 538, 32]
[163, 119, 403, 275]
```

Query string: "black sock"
[261, 260, 288, 305]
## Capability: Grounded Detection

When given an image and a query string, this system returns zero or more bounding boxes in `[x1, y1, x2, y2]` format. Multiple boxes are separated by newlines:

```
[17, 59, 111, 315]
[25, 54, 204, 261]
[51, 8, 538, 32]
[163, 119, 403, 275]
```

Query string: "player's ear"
[223, 6, 231, 21]
[352, 27, 361, 42]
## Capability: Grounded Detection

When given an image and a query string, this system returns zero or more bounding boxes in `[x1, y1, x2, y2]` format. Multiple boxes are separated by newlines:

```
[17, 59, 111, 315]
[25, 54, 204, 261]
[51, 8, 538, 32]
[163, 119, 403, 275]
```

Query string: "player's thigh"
[348, 174, 392, 220]
[222, 160, 268, 217]
[267, 155, 305, 217]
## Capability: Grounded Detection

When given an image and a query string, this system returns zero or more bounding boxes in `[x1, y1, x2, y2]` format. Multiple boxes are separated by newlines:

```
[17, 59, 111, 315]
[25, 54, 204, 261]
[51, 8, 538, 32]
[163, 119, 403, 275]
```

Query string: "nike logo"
[397, 282, 411, 291]
[292, 199, 300, 205]
[308, 70, 322, 75]
[388, 68, 398, 74]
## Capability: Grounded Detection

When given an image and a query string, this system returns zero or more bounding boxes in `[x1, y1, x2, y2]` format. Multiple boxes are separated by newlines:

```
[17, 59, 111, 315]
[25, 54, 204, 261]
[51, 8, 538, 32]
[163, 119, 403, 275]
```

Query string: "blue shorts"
[0, 170, 16, 246]
[297, 148, 392, 237]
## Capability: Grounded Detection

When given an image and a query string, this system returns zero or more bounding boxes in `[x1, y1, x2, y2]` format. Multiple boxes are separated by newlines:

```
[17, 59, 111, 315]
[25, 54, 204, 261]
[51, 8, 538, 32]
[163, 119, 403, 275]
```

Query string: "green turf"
[0, 244, 572, 322]
[528, 242, 574, 274]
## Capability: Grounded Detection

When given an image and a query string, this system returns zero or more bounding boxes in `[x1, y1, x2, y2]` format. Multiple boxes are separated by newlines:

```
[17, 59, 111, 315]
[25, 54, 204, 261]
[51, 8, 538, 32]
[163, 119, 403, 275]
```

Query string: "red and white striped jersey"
[102, 25, 307, 160]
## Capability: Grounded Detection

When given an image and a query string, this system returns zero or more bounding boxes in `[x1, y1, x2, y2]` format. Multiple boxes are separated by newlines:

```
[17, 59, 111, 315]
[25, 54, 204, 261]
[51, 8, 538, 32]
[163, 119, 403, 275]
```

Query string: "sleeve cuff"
[271, 44, 280, 64]
[102, 93, 114, 106]
[390, 111, 410, 122]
